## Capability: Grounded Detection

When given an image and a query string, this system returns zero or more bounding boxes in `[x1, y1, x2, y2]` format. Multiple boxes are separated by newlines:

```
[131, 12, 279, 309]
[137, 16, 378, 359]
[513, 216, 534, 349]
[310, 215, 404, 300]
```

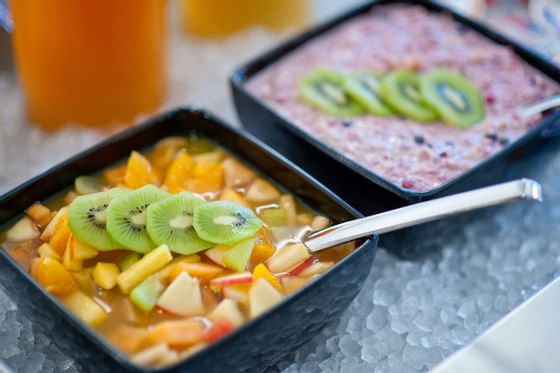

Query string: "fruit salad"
[0, 136, 353, 367]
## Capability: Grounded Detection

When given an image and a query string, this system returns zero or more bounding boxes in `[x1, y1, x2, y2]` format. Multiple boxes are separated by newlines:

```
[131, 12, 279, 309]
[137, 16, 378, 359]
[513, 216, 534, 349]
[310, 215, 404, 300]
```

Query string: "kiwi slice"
[380, 70, 438, 122]
[420, 69, 484, 128]
[106, 185, 170, 253]
[67, 188, 125, 251]
[193, 201, 262, 244]
[299, 69, 364, 116]
[343, 71, 393, 116]
[146, 192, 212, 255]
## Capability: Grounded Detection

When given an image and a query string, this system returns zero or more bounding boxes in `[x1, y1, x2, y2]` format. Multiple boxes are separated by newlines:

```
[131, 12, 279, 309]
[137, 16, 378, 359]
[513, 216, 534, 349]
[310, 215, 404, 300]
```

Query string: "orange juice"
[9, 0, 166, 129]
[180, 0, 309, 38]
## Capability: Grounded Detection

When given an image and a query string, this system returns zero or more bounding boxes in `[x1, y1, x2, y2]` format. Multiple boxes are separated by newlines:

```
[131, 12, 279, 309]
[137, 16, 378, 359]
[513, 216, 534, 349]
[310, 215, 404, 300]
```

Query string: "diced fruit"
[204, 245, 231, 267]
[6, 217, 39, 243]
[62, 241, 83, 272]
[159, 254, 201, 281]
[75, 176, 103, 195]
[156, 349, 180, 367]
[92, 262, 120, 290]
[210, 272, 253, 287]
[37, 243, 61, 260]
[186, 162, 224, 193]
[279, 195, 297, 225]
[8, 246, 35, 271]
[147, 320, 205, 349]
[258, 208, 287, 227]
[31, 257, 76, 294]
[223, 284, 250, 305]
[222, 238, 255, 272]
[245, 179, 280, 204]
[164, 152, 194, 193]
[64, 191, 78, 205]
[71, 268, 94, 293]
[192, 150, 225, 165]
[280, 276, 309, 295]
[49, 213, 71, 256]
[299, 261, 334, 277]
[117, 252, 141, 272]
[103, 165, 127, 186]
[68, 238, 98, 260]
[207, 299, 245, 328]
[168, 262, 224, 282]
[117, 245, 173, 294]
[60, 290, 106, 326]
[266, 243, 310, 273]
[203, 319, 235, 343]
[40, 207, 67, 241]
[249, 278, 283, 318]
[108, 325, 149, 354]
[124, 151, 159, 188]
[250, 243, 276, 264]
[219, 188, 251, 208]
[222, 158, 256, 188]
[287, 256, 314, 276]
[252, 263, 282, 293]
[150, 137, 188, 176]
[130, 273, 164, 312]
[26, 203, 52, 227]
[179, 343, 208, 360]
[131, 343, 172, 366]
[157, 272, 205, 316]
[201, 286, 219, 310]
[296, 213, 313, 226]
[311, 216, 330, 230]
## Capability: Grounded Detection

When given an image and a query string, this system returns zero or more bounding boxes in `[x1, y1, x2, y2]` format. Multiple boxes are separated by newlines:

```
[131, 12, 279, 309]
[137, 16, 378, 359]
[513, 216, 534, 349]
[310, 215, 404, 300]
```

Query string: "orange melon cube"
[219, 188, 251, 208]
[147, 320, 205, 349]
[49, 213, 71, 256]
[186, 163, 224, 193]
[168, 262, 224, 282]
[26, 203, 52, 227]
[103, 165, 127, 187]
[250, 243, 275, 265]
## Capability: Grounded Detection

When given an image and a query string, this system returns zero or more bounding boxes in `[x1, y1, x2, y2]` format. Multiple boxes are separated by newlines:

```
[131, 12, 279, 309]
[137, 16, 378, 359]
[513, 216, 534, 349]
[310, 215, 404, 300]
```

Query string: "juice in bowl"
[0, 135, 356, 368]
[9, 0, 166, 129]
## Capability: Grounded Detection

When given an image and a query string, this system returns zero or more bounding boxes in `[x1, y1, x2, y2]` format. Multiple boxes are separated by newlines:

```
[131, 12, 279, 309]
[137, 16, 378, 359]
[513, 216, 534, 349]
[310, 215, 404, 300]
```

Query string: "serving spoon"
[519, 93, 560, 119]
[303, 178, 542, 252]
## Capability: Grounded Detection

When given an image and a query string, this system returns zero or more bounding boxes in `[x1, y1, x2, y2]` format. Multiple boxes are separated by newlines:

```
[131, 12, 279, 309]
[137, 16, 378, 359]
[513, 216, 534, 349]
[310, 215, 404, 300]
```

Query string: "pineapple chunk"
[71, 268, 94, 293]
[6, 217, 39, 243]
[71, 239, 98, 260]
[249, 278, 283, 318]
[60, 290, 106, 326]
[117, 245, 173, 294]
[37, 243, 61, 260]
[245, 179, 280, 204]
[157, 272, 205, 316]
[62, 242, 83, 272]
[207, 299, 245, 327]
[222, 158, 256, 187]
[266, 243, 310, 273]
[117, 252, 141, 272]
[92, 262, 120, 290]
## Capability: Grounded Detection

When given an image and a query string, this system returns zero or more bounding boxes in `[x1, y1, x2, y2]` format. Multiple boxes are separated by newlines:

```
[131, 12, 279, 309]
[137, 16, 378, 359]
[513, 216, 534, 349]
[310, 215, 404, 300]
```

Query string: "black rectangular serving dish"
[230, 0, 560, 258]
[0, 108, 378, 372]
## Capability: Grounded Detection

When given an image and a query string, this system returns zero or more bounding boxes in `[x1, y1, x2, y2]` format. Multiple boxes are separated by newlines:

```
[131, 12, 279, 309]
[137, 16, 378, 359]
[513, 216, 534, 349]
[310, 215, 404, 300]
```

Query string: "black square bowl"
[230, 0, 560, 258]
[0, 108, 378, 372]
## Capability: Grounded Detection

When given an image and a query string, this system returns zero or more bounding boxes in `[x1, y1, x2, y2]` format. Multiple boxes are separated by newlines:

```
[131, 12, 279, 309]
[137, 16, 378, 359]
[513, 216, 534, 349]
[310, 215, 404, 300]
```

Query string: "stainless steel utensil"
[519, 93, 560, 119]
[303, 179, 542, 252]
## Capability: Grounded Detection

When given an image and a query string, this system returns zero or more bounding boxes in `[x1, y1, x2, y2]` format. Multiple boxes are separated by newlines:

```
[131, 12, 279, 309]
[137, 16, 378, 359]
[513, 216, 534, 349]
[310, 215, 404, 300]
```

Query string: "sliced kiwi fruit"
[343, 71, 393, 116]
[67, 188, 125, 251]
[193, 201, 262, 244]
[106, 185, 170, 253]
[420, 69, 484, 128]
[299, 69, 364, 116]
[380, 70, 438, 122]
[146, 192, 212, 255]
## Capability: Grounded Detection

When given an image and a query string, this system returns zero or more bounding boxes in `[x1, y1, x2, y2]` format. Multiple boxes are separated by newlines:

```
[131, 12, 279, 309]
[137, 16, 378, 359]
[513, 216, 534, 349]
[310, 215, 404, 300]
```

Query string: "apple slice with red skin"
[266, 243, 310, 273]
[287, 256, 314, 276]
[204, 245, 230, 267]
[210, 272, 253, 287]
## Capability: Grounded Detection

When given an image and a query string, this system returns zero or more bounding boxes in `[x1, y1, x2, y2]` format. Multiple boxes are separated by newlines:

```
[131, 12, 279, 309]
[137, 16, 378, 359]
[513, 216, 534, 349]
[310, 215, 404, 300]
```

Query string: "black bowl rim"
[230, 0, 560, 202]
[0, 106, 378, 372]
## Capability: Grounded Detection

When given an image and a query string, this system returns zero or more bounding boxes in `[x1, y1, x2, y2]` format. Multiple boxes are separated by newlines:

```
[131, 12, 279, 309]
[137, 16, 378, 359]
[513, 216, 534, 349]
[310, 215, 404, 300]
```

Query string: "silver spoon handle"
[303, 179, 542, 253]
[519, 94, 560, 119]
